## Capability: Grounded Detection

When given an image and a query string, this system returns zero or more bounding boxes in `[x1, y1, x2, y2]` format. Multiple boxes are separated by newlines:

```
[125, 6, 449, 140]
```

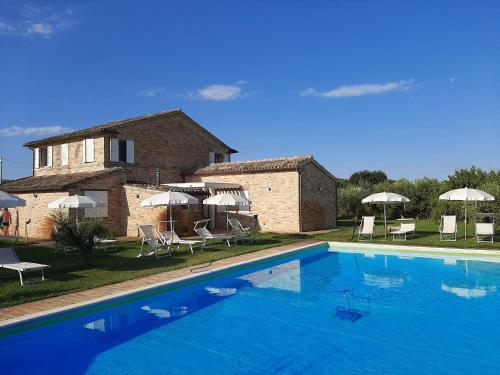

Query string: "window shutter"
[126, 140, 134, 164]
[82, 140, 86, 163]
[223, 153, 230, 162]
[110, 138, 119, 162]
[84, 139, 95, 163]
[209, 152, 215, 164]
[61, 143, 69, 166]
[34, 148, 40, 169]
[47, 146, 53, 166]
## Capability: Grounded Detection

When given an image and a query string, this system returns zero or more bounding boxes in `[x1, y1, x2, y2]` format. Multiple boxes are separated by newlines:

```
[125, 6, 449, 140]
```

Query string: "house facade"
[1, 109, 337, 239]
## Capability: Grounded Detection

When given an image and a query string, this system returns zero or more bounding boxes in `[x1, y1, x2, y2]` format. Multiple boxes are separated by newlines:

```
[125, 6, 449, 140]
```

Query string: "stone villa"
[1, 109, 338, 239]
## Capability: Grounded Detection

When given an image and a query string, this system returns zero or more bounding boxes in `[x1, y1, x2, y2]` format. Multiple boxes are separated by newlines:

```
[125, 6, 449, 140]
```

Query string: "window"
[61, 143, 69, 166]
[34, 146, 52, 168]
[84, 191, 108, 218]
[209, 152, 230, 164]
[83, 139, 95, 163]
[110, 138, 134, 163]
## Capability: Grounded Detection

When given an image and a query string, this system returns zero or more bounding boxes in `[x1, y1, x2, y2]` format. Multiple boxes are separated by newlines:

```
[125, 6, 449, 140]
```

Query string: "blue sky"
[1, 0, 499, 180]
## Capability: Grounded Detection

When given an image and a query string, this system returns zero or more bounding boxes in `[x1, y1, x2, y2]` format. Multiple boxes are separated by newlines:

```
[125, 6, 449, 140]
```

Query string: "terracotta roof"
[191, 155, 315, 175]
[0, 168, 124, 193]
[23, 109, 237, 153]
[125, 183, 209, 195]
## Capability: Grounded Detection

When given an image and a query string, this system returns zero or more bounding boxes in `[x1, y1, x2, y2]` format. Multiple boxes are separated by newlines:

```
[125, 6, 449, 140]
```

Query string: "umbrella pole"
[464, 201, 467, 240]
[384, 203, 387, 239]
[170, 203, 174, 242]
[226, 207, 229, 232]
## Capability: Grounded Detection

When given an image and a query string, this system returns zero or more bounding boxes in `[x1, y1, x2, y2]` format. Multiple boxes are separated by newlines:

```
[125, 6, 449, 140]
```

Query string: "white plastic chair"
[358, 216, 375, 241]
[392, 222, 416, 241]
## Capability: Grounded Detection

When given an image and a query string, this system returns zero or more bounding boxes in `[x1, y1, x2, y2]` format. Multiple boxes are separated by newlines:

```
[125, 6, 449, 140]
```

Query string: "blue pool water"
[2, 245, 500, 374]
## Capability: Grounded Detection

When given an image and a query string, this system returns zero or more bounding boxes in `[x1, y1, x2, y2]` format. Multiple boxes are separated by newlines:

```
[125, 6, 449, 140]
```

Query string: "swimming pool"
[2, 244, 500, 374]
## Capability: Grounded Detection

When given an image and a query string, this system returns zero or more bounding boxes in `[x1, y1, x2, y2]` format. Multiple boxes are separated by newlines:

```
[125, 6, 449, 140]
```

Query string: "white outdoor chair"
[160, 230, 204, 254]
[475, 223, 495, 243]
[391, 222, 416, 241]
[440, 215, 458, 241]
[137, 225, 171, 258]
[358, 216, 375, 241]
[0, 247, 50, 286]
[193, 219, 236, 247]
[228, 218, 253, 243]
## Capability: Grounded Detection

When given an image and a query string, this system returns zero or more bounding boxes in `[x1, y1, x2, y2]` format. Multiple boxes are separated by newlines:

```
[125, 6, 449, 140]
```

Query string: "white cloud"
[138, 88, 164, 97]
[0, 126, 71, 137]
[0, 5, 73, 38]
[197, 84, 242, 101]
[301, 79, 414, 98]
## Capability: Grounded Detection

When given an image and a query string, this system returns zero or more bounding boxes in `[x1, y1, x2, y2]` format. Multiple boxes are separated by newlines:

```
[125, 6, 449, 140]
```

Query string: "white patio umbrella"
[48, 194, 105, 224]
[362, 192, 410, 239]
[203, 193, 250, 231]
[0, 191, 26, 208]
[48, 195, 104, 209]
[140, 191, 199, 240]
[439, 187, 495, 239]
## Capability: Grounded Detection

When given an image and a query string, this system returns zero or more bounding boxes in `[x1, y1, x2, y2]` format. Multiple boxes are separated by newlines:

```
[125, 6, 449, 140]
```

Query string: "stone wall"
[186, 171, 301, 232]
[299, 162, 337, 231]
[34, 137, 106, 176]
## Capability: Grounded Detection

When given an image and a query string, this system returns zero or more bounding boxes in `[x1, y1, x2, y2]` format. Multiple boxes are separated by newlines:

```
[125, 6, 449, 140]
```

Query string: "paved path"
[0, 239, 322, 325]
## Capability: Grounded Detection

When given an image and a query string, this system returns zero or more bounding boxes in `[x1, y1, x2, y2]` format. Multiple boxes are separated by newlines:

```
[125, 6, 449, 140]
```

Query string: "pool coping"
[329, 241, 500, 257]
[0, 240, 326, 329]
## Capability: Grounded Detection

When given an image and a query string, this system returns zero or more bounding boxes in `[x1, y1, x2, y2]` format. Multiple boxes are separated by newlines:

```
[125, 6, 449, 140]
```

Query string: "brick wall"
[13, 192, 69, 240]
[299, 162, 337, 231]
[186, 171, 301, 232]
[34, 137, 105, 176]
[123, 185, 205, 237]
[103, 113, 232, 184]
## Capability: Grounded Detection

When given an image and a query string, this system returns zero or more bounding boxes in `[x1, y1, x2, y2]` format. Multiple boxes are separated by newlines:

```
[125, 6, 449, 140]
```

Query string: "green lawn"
[312, 219, 500, 250]
[0, 232, 308, 308]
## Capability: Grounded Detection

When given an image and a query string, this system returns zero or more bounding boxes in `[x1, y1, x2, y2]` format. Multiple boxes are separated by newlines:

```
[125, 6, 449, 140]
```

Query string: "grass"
[312, 219, 500, 250]
[0, 232, 308, 308]
[0, 220, 498, 309]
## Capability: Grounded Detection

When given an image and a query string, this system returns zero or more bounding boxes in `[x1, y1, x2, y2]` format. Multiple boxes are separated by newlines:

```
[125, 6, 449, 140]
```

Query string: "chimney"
[155, 168, 160, 186]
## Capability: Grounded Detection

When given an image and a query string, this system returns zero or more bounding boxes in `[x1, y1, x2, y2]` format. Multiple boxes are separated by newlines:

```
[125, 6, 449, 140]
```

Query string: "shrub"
[52, 212, 108, 264]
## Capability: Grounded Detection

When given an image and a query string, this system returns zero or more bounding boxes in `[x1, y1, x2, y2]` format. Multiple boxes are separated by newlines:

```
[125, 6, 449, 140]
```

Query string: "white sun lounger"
[440, 215, 458, 241]
[475, 223, 495, 243]
[228, 218, 253, 243]
[137, 225, 171, 258]
[391, 222, 416, 241]
[195, 227, 235, 247]
[0, 247, 49, 286]
[358, 216, 375, 241]
[160, 230, 204, 254]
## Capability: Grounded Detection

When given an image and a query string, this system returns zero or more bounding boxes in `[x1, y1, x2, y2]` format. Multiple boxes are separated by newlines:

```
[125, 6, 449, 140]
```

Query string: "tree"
[446, 166, 488, 189]
[349, 170, 388, 187]
[52, 212, 107, 264]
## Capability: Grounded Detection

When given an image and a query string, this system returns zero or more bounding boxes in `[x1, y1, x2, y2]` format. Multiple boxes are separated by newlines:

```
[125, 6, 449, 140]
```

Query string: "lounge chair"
[53, 225, 80, 255]
[95, 236, 119, 253]
[194, 226, 235, 247]
[228, 218, 253, 243]
[391, 222, 416, 241]
[357, 216, 375, 241]
[0, 247, 49, 286]
[475, 223, 495, 243]
[137, 225, 171, 258]
[160, 230, 204, 254]
[440, 215, 458, 241]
